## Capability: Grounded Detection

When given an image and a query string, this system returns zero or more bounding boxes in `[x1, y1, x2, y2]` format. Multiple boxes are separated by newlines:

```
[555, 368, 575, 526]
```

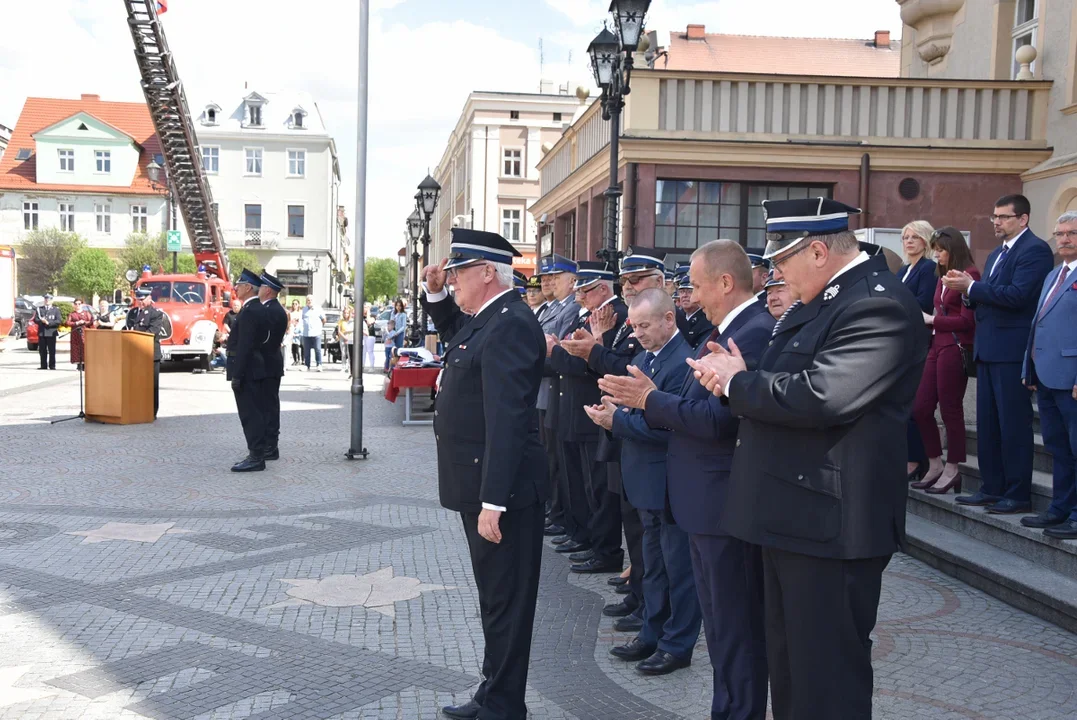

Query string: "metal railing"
[223, 229, 280, 249]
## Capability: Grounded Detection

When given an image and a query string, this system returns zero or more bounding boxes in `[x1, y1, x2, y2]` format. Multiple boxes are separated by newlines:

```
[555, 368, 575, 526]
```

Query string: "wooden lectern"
[84, 329, 156, 424]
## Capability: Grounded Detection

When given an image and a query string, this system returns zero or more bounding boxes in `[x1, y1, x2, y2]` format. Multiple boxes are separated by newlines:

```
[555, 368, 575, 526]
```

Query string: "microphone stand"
[52, 325, 87, 424]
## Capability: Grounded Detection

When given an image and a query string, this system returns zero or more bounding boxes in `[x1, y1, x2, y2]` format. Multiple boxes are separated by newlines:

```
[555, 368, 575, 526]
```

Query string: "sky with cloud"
[0, 0, 903, 260]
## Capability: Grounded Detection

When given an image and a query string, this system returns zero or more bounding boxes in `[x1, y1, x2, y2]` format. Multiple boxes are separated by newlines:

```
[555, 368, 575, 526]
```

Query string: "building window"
[131, 205, 148, 234]
[247, 104, 263, 127]
[288, 149, 306, 177]
[510, 110, 520, 120]
[201, 146, 219, 174]
[294, 112, 304, 128]
[245, 204, 262, 230]
[206, 107, 216, 124]
[95, 150, 111, 173]
[95, 203, 112, 234]
[654, 181, 832, 250]
[562, 212, 576, 259]
[23, 201, 38, 231]
[553, 112, 563, 122]
[288, 205, 305, 237]
[245, 148, 263, 175]
[1012, 0, 1038, 78]
[502, 208, 522, 242]
[59, 202, 75, 232]
[58, 149, 75, 172]
[503, 149, 522, 177]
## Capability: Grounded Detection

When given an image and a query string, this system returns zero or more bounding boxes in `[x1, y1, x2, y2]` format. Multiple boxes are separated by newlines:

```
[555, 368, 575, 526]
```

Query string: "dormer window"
[294, 112, 303, 128]
[248, 105, 262, 126]
[289, 106, 308, 129]
[207, 108, 216, 124]
[201, 104, 221, 126]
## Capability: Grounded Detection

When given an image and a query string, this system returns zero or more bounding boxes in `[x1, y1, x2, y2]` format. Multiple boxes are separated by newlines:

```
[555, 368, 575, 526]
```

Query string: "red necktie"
[1038, 265, 1071, 321]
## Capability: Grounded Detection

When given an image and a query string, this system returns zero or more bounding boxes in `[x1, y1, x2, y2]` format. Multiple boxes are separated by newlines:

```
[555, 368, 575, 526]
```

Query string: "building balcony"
[224, 229, 280, 250]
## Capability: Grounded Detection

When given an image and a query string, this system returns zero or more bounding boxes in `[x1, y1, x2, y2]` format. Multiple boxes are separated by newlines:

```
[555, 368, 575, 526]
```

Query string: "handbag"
[940, 297, 976, 378]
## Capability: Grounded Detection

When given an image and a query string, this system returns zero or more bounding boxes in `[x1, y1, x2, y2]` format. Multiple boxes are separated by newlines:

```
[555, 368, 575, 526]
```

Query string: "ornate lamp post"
[146, 159, 178, 273]
[589, 0, 651, 273]
[406, 209, 423, 344]
[415, 174, 441, 342]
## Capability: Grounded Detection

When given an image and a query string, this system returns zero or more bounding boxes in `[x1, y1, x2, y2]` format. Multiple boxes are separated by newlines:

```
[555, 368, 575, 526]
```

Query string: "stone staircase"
[905, 399, 1077, 633]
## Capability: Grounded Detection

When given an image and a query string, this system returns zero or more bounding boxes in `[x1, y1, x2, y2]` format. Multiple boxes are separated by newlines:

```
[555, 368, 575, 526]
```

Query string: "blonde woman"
[899, 220, 939, 483]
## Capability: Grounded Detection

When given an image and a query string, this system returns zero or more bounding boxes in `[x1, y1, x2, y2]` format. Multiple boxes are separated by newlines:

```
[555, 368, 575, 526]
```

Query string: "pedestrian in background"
[337, 306, 356, 376]
[362, 307, 377, 369]
[288, 300, 302, 366]
[67, 299, 94, 370]
[384, 298, 407, 371]
[300, 295, 326, 372]
[912, 227, 979, 494]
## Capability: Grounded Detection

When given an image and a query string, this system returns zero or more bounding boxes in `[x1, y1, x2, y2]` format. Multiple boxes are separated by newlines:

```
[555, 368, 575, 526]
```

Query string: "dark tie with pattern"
[613, 321, 630, 347]
[641, 351, 656, 376]
[772, 300, 802, 337]
[989, 245, 1010, 278]
[1038, 265, 1071, 321]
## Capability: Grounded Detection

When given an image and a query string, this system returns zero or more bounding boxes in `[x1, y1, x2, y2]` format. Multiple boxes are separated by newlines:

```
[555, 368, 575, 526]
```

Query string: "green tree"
[364, 257, 399, 302]
[17, 228, 85, 294]
[61, 248, 118, 299]
[118, 231, 167, 274]
[225, 249, 263, 283]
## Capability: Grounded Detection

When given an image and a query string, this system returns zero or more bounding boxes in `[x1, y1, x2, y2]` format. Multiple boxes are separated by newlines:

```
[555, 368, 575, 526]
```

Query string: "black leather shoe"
[555, 540, 590, 554]
[441, 699, 481, 719]
[636, 650, 691, 675]
[955, 491, 1001, 506]
[568, 549, 595, 563]
[614, 583, 631, 595]
[614, 615, 644, 632]
[543, 524, 565, 537]
[550, 534, 571, 545]
[609, 637, 655, 662]
[263, 448, 280, 461]
[602, 600, 636, 617]
[231, 457, 266, 472]
[571, 558, 622, 574]
[1044, 519, 1077, 539]
[1021, 511, 1067, 528]
[607, 575, 629, 587]
[986, 499, 1032, 515]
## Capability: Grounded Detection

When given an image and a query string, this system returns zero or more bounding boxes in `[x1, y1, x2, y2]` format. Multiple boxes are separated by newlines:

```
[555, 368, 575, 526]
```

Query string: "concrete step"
[907, 487, 1077, 577]
[905, 514, 1077, 635]
[966, 428, 1052, 474]
[956, 456, 1054, 513]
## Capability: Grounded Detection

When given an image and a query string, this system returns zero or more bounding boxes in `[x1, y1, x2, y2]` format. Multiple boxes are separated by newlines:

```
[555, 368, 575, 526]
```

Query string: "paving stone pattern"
[0, 347, 1075, 719]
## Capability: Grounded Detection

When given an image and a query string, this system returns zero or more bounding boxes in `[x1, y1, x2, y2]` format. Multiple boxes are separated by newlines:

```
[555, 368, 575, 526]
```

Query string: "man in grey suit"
[537, 254, 580, 539]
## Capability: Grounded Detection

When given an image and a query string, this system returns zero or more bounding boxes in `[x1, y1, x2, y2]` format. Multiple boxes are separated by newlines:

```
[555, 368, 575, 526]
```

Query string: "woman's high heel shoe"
[925, 473, 962, 494]
[908, 464, 926, 483]
[911, 468, 944, 490]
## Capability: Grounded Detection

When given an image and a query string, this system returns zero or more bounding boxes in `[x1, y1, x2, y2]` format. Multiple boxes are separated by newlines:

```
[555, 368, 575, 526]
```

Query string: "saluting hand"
[597, 366, 656, 410]
[686, 339, 747, 398]
[560, 327, 598, 359]
[422, 258, 449, 294]
[478, 508, 502, 544]
[583, 397, 617, 431]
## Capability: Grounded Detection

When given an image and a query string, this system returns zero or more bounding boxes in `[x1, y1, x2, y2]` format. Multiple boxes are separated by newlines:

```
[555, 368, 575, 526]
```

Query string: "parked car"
[13, 297, 34, 338]
[322, 310, 342, 363]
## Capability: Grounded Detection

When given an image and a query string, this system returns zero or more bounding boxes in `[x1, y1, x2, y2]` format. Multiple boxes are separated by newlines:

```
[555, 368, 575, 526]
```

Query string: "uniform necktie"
[1038, 265, 1070, 321]
[641, 351, 656, 375]
[772, 300, 802, 337]
[989, 245, 1010, 278]
[613, 320, 630, 347]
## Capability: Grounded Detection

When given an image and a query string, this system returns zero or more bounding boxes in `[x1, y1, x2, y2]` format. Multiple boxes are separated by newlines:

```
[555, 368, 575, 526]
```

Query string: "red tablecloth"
[383, 366, 441, 403]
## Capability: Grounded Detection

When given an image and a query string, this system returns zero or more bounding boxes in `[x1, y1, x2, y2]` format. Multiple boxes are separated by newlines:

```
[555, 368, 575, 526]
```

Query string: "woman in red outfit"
[67, 299, 95, 369]
[912, 228, 980, 493]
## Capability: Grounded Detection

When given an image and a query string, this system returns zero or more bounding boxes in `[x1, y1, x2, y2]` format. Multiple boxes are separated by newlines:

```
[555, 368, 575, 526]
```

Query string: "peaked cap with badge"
[536, 253, 578, 276]
[236, 268, 263, 287]
[761, 197, 862, 260]
[259, 271, 284, 292]
[573, 261, 615, 290]
[619, 247, 666, 275]
[443, 228, 521, 271]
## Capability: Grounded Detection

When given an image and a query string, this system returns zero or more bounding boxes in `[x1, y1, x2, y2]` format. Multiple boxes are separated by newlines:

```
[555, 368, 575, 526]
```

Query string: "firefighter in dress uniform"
[130, 287, 167, 417]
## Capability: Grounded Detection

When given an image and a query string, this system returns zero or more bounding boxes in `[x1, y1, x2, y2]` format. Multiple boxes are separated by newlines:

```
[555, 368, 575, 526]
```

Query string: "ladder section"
[124, 0, 229, 280]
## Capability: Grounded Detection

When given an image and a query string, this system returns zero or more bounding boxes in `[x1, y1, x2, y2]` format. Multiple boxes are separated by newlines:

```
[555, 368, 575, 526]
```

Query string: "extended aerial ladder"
[124, 0, 229, 280]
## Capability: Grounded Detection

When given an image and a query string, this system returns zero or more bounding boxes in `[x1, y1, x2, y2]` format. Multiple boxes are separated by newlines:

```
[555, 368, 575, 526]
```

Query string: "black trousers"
[262, 375, 282, 452]
[462, 504, 543, 720]
[579, 443, 622, 565]
[557, 440, 592, 545]
[539, 411, 563, 526]
[612, 463, 645, 613]
[153, 360, 160, 417]
[233, 378, 267, 458]
[690, 534, 768, 720]
[39, 335, 56, 369]
[762, 547, 890, 720]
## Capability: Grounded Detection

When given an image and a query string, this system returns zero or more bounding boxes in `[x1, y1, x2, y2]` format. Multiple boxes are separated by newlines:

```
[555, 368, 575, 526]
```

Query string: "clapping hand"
[685, 339, 747, 397]
[422, 258, 449, 294]
[560, 327, 598, 359]
[597, 366, 657, 410]
[583, 397, 617, 431]
[588, 305, 618, 336]
[545, 334, 559, 357]
[941, 269, 973, 294]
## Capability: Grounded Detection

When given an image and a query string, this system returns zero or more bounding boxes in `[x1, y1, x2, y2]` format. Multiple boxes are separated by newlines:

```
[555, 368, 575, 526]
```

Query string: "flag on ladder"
[157, 0, 168, 14]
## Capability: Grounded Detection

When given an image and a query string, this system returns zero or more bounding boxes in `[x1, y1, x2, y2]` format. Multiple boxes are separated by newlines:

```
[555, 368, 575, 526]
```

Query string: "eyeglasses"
[578, 283, 602, 294]
[1052, 230, 1077, 240]
[771, 242, 812, 270]
[446, 262, 488, 279]
[990, 214, 1020, 222]
[621, 271, 663, 287]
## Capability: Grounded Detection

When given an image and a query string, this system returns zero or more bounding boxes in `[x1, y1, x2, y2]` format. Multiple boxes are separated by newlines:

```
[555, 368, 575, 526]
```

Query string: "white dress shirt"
[967, 228, 1028, 294]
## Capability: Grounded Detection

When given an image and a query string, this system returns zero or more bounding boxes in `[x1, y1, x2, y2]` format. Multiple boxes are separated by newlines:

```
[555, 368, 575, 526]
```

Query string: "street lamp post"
[589, 0, 651, 275]
[415, 175, 441, 345]
[146, 159, 178, 273]
[406, 210, 423, 345]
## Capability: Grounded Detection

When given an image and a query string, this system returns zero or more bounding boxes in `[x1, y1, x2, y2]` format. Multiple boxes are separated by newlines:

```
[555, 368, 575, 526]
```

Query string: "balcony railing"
[224, 229, 280, 250]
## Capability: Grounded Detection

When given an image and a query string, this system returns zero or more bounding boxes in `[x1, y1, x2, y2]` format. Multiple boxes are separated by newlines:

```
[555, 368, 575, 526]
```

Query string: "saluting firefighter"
[258, 272, 289, 461]
[689, 199, 929, 719]
[129, 287, 168, 418]
[227, 269, 269, 472]
[420, 228, 547, 720]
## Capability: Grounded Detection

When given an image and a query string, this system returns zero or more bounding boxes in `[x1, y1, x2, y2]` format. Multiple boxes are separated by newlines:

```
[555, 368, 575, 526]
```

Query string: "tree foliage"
[61, 248, 118, 299]
[364, 257, 399, 302]
[18, 228, 85, 294]
[225, 249, 263, 283]
[118, 231, 198, 276]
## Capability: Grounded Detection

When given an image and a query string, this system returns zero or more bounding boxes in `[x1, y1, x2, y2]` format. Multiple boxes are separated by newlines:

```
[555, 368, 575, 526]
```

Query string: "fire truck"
[124, 0, 233, 369]
[0, 246, 16, 342]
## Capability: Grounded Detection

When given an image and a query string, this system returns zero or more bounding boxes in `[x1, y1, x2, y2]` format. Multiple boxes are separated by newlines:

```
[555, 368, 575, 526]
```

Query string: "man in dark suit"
[129, 287, 168, 418]
[1022, 212, 1077, 537]
[747, 253, 770, 308]
[35, 294, 62, 370]
[420, 229, 547, 720]
[547, 263, 624, 570]
[602, 240, 774, 718]
[674, 269, 715, 350]
[943, 194, 1054, 513]
[258, 272, 289, 461]
[690, 199, 929, 719]
[227, 269, 268, 472]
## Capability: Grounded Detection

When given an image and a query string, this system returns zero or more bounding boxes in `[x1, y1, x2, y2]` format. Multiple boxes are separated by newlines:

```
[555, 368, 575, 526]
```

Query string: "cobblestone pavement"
[1, 346, 1075, 719]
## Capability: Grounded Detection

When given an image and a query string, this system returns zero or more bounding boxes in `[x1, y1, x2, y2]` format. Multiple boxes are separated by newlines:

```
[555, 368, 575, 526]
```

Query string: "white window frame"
[131, 205, 148, 234]
[23, 201, 39, 231]
[502, 208, 522, 242]
[58, 148, 75, 172]
[287, 203, 306, 237]
[244, 147, 263, 176]
[59, 202, 76, 232]
[201, 146, 219, 174]
[1012, 0, 1039, 79]
[287, 149, 306, 177]
[502, 148, 523, 178]
[94, 203, 112, 234]
[247, 103, 263, 127]
[94, 150, 111, 174]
